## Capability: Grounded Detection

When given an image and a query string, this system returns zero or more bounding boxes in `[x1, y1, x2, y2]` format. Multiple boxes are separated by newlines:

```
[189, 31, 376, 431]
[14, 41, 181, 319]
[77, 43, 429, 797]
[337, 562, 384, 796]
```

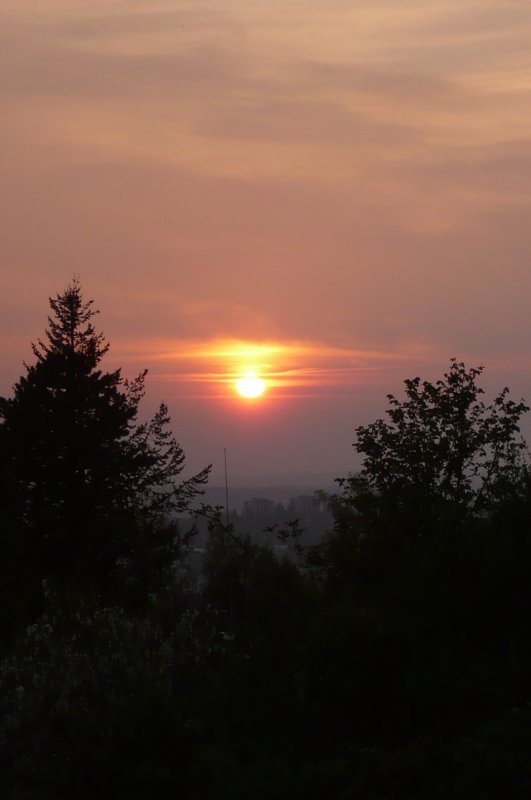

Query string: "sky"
[1, 0, 531, 486]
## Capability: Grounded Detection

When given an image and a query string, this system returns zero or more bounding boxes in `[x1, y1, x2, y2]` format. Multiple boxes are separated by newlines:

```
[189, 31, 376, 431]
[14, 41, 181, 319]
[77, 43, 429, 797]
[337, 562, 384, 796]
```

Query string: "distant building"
[243, 497, 277, 519]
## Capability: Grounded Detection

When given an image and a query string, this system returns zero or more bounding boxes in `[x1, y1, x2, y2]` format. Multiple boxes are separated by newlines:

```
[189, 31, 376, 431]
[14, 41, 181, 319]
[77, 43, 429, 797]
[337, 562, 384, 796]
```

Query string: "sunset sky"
[1, 0, 531, 486]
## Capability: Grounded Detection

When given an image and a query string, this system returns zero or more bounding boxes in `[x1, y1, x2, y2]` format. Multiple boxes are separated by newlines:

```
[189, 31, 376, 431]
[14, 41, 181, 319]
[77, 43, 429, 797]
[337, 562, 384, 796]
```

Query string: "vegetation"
[0, 281, 210, 636]
[1, 285, 531, 798]
[353, 358, 528, 512]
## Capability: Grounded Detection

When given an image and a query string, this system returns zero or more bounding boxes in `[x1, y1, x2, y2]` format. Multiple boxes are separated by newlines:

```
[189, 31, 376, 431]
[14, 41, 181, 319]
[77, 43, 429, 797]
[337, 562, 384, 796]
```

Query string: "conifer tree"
[0, 280, 209, 613]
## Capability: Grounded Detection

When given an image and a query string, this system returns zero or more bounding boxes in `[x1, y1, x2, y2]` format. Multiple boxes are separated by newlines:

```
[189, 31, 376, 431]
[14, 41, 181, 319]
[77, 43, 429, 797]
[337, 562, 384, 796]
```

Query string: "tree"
[0, 280, 210, 615]
[303, 362, 531, 749]
[351, 359, 529, 515]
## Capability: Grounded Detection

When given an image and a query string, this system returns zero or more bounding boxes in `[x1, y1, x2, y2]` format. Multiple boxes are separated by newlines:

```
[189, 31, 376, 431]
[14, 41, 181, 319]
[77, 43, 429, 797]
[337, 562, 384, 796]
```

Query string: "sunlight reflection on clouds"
[129, 338, 441, 398]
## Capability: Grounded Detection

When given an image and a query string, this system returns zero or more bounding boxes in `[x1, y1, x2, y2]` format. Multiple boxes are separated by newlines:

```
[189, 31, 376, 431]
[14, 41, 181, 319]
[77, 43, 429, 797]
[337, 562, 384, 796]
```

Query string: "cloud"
[2, 0, 531, 389]
[113, 336, 444, 399]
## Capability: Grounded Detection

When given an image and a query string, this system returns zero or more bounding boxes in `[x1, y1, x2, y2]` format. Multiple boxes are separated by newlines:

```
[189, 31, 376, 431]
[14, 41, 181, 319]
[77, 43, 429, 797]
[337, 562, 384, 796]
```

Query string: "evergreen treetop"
[0, 280, 210, 611]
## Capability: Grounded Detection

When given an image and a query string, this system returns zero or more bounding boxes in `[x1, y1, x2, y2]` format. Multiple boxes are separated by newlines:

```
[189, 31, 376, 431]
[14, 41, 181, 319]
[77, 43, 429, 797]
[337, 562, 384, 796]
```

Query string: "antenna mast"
[224, 448, 230, 527]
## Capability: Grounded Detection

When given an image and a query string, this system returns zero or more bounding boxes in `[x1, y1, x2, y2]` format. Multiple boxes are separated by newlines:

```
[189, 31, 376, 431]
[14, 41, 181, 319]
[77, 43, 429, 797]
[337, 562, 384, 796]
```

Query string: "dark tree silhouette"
[352, 358, 529, 514]
[308, 361, 531, 748]
[0, 280, 210, 616]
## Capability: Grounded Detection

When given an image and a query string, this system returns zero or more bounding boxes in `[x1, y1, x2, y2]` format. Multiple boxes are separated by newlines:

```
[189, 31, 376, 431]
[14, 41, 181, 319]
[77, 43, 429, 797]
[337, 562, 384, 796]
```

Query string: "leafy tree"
[351, 358, 529, 515]
[0, 280, 209, 618]
[315, 360, 530, 606]
[306, 362, 531, 746]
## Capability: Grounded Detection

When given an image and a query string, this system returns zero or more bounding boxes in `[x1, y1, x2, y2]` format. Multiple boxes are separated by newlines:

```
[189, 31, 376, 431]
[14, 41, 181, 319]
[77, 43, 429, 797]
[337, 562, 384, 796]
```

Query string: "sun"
[235, 373, 266, 399]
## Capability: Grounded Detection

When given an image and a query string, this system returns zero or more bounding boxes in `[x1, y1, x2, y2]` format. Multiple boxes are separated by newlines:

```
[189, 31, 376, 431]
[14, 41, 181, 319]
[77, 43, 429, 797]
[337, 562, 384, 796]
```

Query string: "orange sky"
[1, 1, 531, 485]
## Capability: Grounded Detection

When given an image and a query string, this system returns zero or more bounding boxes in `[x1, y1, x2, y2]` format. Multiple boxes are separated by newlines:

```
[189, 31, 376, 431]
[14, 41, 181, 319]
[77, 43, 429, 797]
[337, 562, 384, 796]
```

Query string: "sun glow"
[142, 337, 435, 399]
[235, 373, 266, 399]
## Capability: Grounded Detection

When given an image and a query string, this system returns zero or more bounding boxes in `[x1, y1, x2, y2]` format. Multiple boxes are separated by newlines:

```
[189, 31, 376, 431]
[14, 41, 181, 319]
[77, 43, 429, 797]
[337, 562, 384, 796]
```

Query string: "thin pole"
[224, 448, 230, 527]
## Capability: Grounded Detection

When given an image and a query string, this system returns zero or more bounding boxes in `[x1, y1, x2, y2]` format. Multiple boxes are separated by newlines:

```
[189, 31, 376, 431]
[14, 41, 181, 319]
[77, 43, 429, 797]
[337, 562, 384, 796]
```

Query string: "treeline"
[1, 285, 531, 798]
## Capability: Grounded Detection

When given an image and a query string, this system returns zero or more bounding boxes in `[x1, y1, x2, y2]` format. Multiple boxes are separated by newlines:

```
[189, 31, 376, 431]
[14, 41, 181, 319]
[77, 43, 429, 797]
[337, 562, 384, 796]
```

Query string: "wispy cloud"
[120, 337, 442, 398]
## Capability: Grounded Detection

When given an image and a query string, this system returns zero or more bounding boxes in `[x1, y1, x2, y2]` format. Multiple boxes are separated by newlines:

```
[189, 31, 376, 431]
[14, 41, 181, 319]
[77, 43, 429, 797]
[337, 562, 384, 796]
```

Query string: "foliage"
[0, 602, 200, 799]
[0, 281, 209, 622]
[353, 358, 529, 514]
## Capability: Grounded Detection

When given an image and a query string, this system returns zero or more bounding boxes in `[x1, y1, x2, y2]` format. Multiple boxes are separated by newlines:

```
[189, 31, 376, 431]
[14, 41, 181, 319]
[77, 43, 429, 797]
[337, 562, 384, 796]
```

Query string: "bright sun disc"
[236, 375, 266, 398]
